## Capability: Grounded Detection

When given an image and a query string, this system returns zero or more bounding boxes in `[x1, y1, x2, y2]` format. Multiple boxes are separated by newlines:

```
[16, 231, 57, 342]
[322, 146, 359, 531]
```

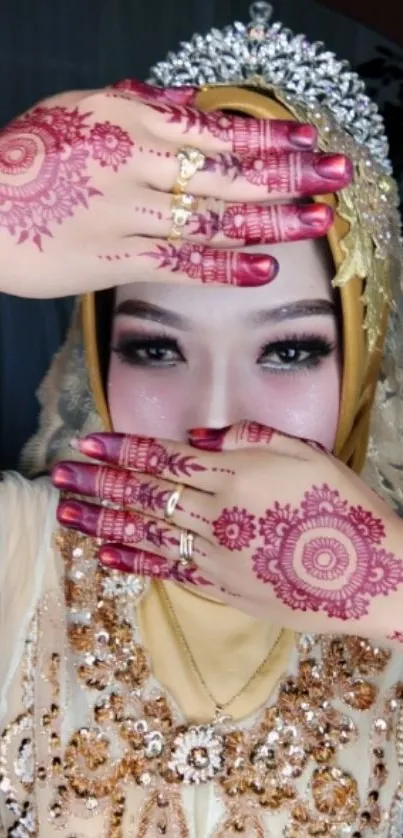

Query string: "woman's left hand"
[53, 422, 403, 640]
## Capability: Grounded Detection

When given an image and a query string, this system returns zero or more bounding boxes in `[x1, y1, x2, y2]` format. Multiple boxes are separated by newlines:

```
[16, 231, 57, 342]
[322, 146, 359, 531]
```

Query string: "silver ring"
[179, 531, 194, 566]
[164, 485, 184, 520]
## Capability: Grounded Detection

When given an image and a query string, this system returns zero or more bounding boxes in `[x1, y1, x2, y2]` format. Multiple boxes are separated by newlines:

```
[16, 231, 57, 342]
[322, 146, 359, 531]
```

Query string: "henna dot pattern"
[253, 484, 403, 620]
[0, 106, 133, 249]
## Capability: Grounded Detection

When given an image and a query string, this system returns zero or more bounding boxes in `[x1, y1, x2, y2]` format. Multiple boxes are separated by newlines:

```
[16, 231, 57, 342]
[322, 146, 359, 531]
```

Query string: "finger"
[137, 191, 333, 246]
[98, 543, 212, 586]
[188, 422, 312, 459]
[109, 79, 199, 107]
[100, 236, 278, 288]
[144, 148, 352, 202]
[72, 434, 234, 492]
[52, 460, 214, 537]
[57, 499, 212, 563]
[143, 100, 319, 155]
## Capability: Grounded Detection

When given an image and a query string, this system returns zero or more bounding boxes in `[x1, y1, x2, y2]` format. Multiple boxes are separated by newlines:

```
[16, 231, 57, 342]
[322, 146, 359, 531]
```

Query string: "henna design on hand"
[110, 79, 198, 107]
[0, 106, 133, 249]
[188, 421, 275, 450]
[252, 484, 402, 620]
[213, 507, 257, 551]
[205, 148, 352, 195]
[76, 434, 207, 478]
[139, 242, 277, 286]
[52, 462, 170, 514]
[190, 203, 332, 245]
[387, 632, 403, 644]
[99, 544, 210, 586]
[239, 151, 351, 195]
[147, 102, 318, 153]
[57, 500, 176, 549]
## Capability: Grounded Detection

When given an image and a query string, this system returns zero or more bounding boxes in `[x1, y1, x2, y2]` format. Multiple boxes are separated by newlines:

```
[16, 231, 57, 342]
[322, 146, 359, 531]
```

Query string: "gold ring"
[179, 530, 194, 566]
[164, 485, 184, 520]
[172, 146, 206, 194]
[168, 192, 198, 242]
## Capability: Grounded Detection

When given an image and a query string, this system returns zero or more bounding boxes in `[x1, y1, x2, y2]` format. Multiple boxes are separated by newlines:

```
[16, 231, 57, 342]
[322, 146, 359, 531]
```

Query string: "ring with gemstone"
[168, 192, 198, 242]
[172, 146, 206, 195]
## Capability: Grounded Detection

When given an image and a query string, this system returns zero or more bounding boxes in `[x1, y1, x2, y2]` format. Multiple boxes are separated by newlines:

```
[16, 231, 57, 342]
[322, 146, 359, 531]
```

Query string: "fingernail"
[314, 153, 351, 180]
[78, 435, 108, 460]
[289, 124, 317, 149]
[164, 86, 197, 106]
[57, 500, 83, 527]
[99, 546, 128, 571]
[188, 428, 228, 450]
[115, 79, 197, 106]
[236, 254, 278, 287]
[51, 463, 77, 490]
[298, 204, 333, 229]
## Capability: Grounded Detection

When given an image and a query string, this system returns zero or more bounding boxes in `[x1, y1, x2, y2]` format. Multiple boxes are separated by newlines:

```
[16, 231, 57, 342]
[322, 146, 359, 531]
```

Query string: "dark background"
[1, 0, 403, 470]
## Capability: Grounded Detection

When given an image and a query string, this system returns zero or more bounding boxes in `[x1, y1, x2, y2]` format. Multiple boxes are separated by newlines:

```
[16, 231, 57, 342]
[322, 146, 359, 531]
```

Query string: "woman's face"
[108, 240, 341, 449]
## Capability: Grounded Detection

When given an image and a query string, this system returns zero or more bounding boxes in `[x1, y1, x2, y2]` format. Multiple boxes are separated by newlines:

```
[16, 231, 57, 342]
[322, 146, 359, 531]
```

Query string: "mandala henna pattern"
[0, 106, 133, 249]
[253, 483, 403, 620]
[213, 506, 256, 551]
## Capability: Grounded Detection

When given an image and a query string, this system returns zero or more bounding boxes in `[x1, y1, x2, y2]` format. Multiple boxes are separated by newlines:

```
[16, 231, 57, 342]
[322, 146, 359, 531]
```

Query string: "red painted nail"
[188, 428, 228, 451]
[78, 435, 108, 460]
[298, 203, 333, 229]
[57, 500, 98, 536]
[99, 546, 132, 571]
[98, 545, 170, 577]
[235, 253, 278, 286]
[52, 463, 77, 491]
[57, 500, 84, 526]
[314, 153, 352, 180]
[112, 79, 197, 106]
[288, 124, 318, 149]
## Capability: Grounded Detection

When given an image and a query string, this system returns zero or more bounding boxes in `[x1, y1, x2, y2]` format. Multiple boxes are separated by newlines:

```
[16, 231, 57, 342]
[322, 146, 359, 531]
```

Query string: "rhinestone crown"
[149, 1, 391, 173]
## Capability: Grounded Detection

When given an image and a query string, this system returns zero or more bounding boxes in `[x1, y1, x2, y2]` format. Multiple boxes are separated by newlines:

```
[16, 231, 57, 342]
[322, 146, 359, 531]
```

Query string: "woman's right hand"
[0, 79, 352, 298]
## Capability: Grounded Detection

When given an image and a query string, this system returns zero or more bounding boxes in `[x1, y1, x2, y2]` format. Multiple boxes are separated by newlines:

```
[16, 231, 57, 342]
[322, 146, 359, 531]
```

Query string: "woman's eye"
[112, 337, 185, 367]
[258, 338, 334, 370]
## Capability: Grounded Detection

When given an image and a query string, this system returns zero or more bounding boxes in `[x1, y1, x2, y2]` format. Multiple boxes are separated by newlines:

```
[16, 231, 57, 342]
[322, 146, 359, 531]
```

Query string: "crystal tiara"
[148, 1, 392, 173]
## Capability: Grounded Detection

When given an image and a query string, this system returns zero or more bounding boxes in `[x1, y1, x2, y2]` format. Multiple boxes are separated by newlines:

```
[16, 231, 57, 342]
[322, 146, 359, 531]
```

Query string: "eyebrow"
[114, 298, 335, 329]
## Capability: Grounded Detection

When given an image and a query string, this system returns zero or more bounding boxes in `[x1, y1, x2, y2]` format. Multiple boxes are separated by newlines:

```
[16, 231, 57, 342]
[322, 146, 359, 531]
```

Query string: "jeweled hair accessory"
[149, 1, 391, 173]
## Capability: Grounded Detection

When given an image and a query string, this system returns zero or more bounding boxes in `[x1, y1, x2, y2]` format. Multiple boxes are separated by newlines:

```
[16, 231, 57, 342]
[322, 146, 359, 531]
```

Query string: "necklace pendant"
[168, 719, 226, 785]
[213, 708, 233, 727]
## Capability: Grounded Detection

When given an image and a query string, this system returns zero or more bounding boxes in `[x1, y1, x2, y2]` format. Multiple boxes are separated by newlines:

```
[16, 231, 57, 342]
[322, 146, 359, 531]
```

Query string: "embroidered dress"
[1, 476, 403, 837]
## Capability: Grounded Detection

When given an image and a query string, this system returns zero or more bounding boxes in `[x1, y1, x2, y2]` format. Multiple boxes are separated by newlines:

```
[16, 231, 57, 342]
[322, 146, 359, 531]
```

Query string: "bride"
[1, 3, 403, 836]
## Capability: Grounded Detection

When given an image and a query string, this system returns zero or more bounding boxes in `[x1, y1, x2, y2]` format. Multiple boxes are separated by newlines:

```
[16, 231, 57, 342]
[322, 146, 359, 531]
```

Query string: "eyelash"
[112, 331, 335, 373]
[111, 334, 186, 368]
[258, 333, 335, 372]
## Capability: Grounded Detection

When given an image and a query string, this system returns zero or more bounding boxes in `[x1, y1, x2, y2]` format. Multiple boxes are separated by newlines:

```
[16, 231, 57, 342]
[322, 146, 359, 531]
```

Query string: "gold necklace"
[159, 582, 285, 721]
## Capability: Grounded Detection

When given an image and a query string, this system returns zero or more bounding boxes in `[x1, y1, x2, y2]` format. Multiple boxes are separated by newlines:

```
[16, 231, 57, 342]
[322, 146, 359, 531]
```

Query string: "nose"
[186, 356, 245, 431]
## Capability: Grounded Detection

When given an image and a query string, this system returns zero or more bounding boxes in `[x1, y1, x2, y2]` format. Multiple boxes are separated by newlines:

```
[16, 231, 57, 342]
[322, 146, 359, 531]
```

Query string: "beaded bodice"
[1, 515, 403, 838]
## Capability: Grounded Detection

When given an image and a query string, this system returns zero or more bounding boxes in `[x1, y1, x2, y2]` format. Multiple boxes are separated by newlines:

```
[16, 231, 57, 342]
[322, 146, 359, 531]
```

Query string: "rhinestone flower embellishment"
[168, 725, 223, 784]
[254, 483, 403, 620]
